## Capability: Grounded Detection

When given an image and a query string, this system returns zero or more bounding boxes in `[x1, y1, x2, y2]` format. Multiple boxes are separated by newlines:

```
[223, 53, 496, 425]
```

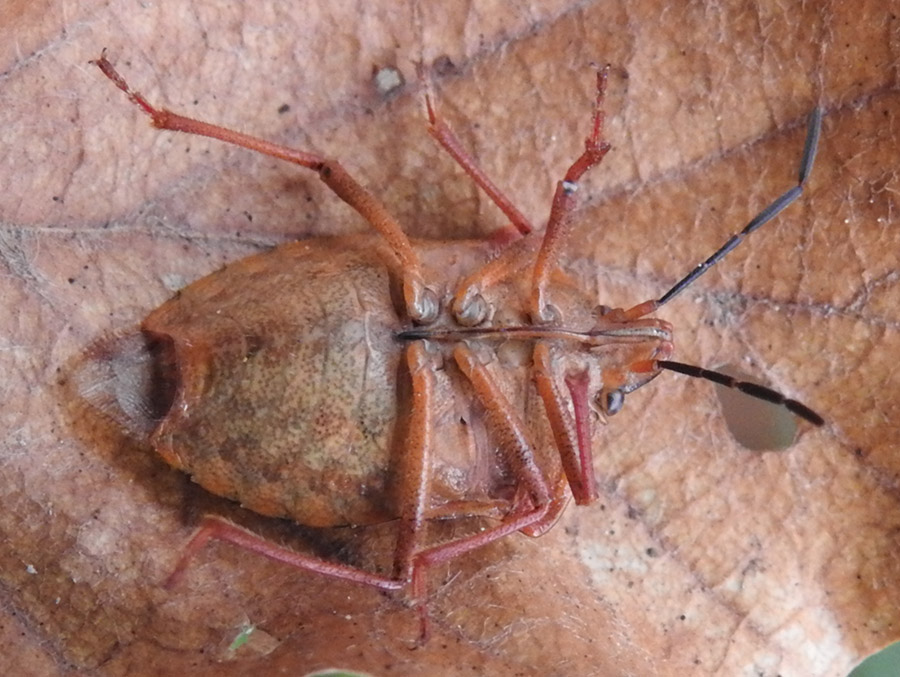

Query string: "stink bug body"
[85, 51, 823, 638]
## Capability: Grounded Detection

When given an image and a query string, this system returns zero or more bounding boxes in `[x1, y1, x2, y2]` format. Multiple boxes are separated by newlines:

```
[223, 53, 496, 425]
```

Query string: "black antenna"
[659, 360, 824, 426]
[656, 107, 823, 307]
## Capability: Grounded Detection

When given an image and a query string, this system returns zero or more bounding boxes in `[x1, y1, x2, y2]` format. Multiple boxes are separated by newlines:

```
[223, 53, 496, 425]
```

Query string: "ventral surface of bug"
[81, 50, 824, 640]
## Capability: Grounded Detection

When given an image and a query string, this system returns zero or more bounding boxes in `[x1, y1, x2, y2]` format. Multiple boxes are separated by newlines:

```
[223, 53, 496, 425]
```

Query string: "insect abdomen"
[143, 239, 404, 527]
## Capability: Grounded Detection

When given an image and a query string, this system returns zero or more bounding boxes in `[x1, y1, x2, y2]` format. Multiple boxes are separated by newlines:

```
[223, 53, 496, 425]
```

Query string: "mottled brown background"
[1, 1, 898, 675]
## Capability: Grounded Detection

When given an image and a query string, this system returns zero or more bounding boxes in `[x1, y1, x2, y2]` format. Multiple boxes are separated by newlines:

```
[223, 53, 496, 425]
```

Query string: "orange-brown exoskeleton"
[89, 51, 823, 639]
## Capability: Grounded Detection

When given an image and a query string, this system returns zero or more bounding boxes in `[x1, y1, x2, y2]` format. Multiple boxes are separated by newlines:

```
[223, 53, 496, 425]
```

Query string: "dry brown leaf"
[1, 1, 898, 675]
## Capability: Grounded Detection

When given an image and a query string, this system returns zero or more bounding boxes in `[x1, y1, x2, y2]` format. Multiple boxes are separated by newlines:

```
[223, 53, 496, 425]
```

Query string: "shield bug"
[85, 51, 823, 638]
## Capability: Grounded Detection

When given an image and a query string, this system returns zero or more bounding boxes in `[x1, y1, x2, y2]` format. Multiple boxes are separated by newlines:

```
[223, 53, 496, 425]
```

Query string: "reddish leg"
[421, 79, 541, 327]
[423, 85, 534, 237]
[516, 471, 572, 538]
[165, 515, 404, 591]
[532, 344, 599, 506]
[450, 235, 540, 325]
[391, 343, 435, 581]
[451, 344, 551, 507]
[92, 51, 436, 323]
[405, 344, 555, 635]
[530, 67, 611, 323]
[448, 68, 612, 326]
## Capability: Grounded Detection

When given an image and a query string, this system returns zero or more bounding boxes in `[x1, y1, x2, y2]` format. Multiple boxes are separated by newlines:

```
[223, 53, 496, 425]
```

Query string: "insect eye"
[597, 389, 625, 416]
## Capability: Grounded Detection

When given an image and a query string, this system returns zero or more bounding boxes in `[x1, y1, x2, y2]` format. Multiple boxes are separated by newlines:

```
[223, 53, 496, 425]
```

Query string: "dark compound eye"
[599, 389, 625, 416]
